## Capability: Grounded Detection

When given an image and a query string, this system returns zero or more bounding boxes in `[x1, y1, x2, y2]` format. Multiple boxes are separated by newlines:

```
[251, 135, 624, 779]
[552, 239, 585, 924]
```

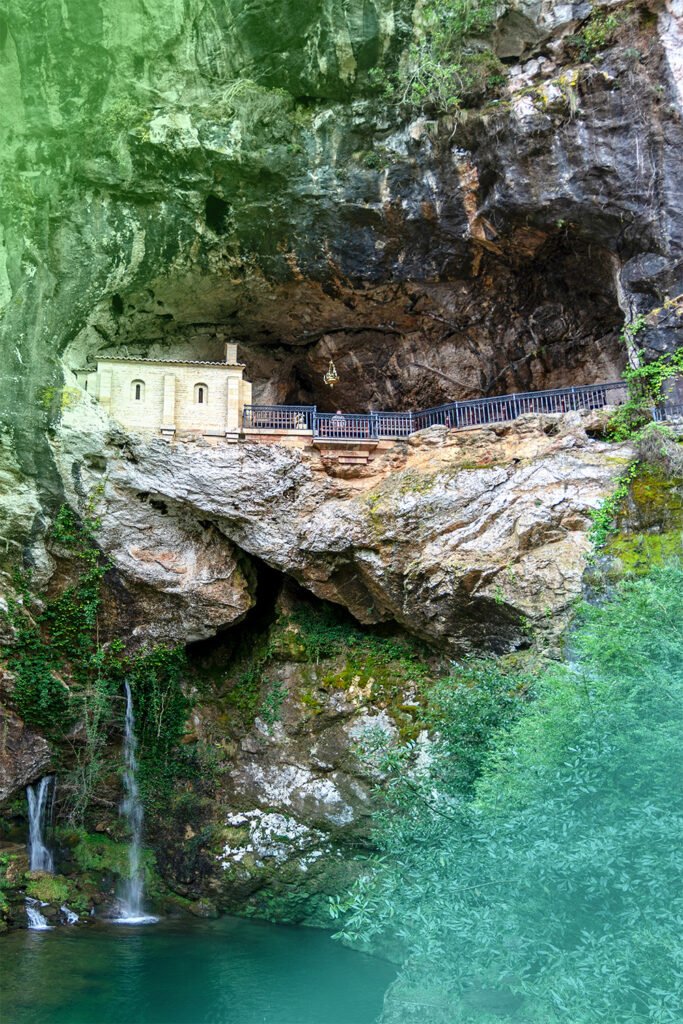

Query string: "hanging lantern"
[323, 359, 339, 388]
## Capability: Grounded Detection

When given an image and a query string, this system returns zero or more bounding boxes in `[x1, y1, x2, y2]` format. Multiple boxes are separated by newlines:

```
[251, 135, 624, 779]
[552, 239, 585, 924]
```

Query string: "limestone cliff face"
[0, 0, 681, 920]
[54, 395, 628, 654]
[33, 394, 631, 918]
[1, 0, 682, 560]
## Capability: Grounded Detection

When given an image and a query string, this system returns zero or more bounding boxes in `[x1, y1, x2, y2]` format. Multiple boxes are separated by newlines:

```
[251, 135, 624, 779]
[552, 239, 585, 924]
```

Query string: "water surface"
[1, 916, 394, 1024]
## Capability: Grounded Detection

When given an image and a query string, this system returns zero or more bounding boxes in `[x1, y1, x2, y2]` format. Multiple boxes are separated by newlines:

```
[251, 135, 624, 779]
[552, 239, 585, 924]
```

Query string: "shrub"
[335, 567, 683, 1023]
[371, 0, 506, 114]
[608, 312, 683, 441]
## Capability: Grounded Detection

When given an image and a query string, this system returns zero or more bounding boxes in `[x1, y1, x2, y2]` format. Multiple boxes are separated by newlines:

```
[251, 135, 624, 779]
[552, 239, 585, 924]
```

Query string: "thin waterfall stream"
[25, 775, 55, 929]
[113, 682, 157, 925]
[27, 775, 55, 872]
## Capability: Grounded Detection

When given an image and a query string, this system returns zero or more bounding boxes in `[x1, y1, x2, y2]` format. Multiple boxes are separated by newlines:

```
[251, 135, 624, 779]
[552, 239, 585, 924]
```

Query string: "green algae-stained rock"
[193, 0, 403, 97]
[607, 469, 683, 574]
[0, 1, 409, 503]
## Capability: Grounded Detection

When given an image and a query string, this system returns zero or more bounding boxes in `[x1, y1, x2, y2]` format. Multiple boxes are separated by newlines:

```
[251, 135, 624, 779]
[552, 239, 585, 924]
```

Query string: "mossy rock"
[608, 469, 683, 573]
[228, 852, 364, 926]
[25, 872, 70, 905]
[68, 832, 132, 875]
[59, 830, 163, 897]
[24, 872, 92, 915]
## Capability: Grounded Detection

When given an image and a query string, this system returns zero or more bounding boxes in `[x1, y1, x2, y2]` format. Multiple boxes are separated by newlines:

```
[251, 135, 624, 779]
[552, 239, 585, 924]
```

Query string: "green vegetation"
[0, 852, 15, 920]
[588, 423, 683, 558]
[220, 602, 435, 737]
[224, 631, 281, 728]
[4, 504, 111, 734]
[333, 567, 683, 1022]
[608, 305, 683, 441]
[285, 604, 430, 671]
[421, 662, 531, 791]
[588, 460, 640, 549]
[569, 7, 623, 61]
[369, 0, 506, 114]
[259, 679, 288, 727]
[127, 646, 190, 801]
[284, 604, 435, 734]
[25, 873, 70, 906]
[602, 427, 683, 571]
[566, 3, 647, 63]
[1, 506, 189, 822]
[607, 475, 683, 571]
[65, 830, 163, 901]
[69, 832, 132, 876]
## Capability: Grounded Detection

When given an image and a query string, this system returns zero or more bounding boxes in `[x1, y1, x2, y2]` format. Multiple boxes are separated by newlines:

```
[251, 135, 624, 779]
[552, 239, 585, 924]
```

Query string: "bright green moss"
[607, 469, 683, 572]
[25, 874, 70, 905]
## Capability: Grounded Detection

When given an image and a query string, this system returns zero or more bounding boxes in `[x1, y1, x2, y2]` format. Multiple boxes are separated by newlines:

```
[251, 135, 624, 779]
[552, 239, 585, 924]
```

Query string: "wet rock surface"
[0, 705, 52, 804]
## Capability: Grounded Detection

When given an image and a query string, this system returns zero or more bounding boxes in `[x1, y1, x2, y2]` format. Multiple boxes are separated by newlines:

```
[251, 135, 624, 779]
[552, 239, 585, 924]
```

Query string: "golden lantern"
[323, 359, 339, 388]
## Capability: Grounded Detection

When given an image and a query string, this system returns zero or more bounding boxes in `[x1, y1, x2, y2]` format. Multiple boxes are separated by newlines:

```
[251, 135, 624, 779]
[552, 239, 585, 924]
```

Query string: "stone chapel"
[76, 343, 253, 440]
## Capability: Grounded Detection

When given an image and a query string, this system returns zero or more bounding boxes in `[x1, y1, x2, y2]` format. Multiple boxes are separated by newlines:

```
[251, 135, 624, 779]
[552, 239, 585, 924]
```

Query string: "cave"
[67, 224, 626, 418]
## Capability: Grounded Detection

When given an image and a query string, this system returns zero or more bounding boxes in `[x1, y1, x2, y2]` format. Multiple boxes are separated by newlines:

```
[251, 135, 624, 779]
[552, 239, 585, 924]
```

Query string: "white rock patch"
[219, 810, 329, 870]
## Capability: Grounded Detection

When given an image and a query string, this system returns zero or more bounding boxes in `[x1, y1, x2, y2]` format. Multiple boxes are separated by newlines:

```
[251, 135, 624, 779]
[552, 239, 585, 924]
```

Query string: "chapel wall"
[106, 362, 166, 432]
[173, 365, 237, 433]
[91, 359, 249, 436]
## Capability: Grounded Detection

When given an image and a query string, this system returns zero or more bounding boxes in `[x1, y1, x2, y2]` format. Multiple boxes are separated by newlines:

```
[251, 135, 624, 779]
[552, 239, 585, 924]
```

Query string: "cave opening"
[186, 555, 283, 673]
[70, 226, 627, 421]
[205, 194, 231, 235]
[185, 555, 438, 683]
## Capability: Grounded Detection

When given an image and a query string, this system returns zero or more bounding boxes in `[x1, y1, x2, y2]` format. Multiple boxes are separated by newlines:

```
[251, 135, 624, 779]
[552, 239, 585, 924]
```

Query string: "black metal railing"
[412, 382, 628, 432]
[654, 402, 683, 422]
[242, 404, 316, 431]
[316, 412, 375, 440]
[374, 411, 414, 438]
[242, 381, 628, 441]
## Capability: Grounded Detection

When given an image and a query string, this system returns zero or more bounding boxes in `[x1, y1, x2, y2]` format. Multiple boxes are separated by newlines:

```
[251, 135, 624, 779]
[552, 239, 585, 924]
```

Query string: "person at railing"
[330, 410, 347, 437]
[246, 381, 626, 440]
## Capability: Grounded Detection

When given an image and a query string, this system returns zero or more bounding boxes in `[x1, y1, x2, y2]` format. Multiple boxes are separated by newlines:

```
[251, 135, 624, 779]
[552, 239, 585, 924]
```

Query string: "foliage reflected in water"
[1, 916, 393, 1024]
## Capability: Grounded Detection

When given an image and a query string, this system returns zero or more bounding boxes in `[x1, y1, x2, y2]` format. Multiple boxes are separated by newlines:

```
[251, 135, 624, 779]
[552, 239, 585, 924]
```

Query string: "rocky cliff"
[3, 390, 638, 920]
[54, 395, 629, 652]
[1, 0, 682, 924]
[2, 0, 683, 524]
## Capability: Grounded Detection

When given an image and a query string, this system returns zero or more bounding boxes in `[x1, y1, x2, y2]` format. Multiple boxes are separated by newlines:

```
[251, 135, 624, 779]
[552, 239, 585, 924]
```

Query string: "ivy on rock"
[1, 506, 189, 824]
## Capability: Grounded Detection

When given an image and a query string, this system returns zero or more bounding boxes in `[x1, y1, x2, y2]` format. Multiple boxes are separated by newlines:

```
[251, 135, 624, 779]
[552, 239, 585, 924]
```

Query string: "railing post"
[312, 406, 318, 436]
[370, 412, 378, 439]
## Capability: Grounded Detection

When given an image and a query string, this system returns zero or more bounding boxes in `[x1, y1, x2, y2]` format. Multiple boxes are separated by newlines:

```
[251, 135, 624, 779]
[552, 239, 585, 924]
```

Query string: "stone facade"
[77, 344, 252, 438]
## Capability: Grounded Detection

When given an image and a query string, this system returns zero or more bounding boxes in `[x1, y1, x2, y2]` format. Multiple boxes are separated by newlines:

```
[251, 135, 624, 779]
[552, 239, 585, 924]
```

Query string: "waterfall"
[26, 776, 54, 873]
[25, 898, 52, 930]
[113, 682, 157, 925]
[60, 905, 79, 925]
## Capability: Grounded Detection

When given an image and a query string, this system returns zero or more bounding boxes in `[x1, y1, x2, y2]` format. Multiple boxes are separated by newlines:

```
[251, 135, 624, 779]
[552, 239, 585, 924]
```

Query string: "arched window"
[131, 379, 145, 401]
[194, 383, 208, 405]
